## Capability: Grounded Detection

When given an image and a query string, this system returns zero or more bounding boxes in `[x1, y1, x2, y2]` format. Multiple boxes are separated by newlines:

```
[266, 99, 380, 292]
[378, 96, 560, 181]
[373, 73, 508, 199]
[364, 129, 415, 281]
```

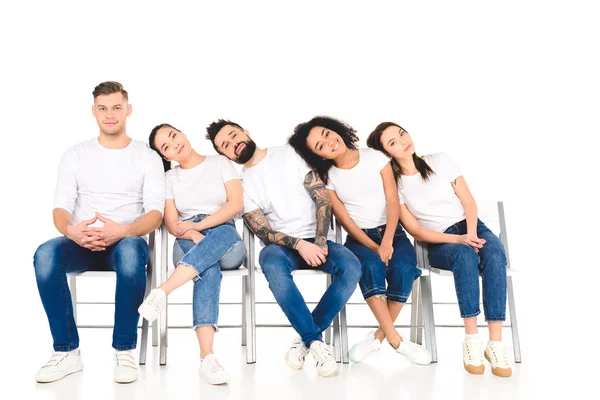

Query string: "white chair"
[68, 228, 158, 365]
[414, 201, 522, 363]
[244, 220, 346, 363]
[157, 222, 255, 365]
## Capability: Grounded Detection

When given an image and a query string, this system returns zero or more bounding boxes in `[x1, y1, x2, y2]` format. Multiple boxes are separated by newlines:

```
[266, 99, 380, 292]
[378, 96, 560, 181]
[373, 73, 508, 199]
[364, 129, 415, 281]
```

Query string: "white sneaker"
[309, 340, 337, 377]
[485, 342, 512, 377]
[349, 330, 381, 363]
[393, 337, 432, 365]
[200, 354, 229, 385]
[36, 349, 83, 383]
[285, 336, 309, 370]
[138, 288, 167, 323]
[463, 337, 485, 374]
[114, 350, 138, 383]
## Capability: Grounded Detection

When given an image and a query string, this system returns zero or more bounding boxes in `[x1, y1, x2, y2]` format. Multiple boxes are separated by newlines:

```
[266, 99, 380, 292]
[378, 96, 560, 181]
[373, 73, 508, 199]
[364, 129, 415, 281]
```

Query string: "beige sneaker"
[463, 338, 484, 374]
[484, 342, 512, 377]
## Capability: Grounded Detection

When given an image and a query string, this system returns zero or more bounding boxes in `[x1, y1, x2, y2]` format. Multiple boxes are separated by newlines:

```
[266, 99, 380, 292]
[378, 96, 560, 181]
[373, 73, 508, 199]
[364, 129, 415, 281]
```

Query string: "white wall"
[1, 0, 597, 388]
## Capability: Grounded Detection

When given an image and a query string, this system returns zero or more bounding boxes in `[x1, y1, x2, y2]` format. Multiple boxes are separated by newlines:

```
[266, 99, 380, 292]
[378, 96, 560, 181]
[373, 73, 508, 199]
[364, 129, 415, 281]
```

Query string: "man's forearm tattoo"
[304, 171, 331, 245]
[243, 209, 300, 250]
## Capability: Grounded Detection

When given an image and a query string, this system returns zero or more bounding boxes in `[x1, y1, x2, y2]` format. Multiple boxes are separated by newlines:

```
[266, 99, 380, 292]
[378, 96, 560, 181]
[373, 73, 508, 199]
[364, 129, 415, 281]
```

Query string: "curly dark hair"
[149, 123, 180, 172]
[205, 119, 244, 154]
[288, 116, 359, 184]
[366, 122, 434, 184]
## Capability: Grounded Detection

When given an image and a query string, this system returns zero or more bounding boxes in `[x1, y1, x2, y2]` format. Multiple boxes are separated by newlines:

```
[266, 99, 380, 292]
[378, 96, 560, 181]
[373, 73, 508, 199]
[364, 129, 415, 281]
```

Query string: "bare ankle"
[374, 329, 385, 342]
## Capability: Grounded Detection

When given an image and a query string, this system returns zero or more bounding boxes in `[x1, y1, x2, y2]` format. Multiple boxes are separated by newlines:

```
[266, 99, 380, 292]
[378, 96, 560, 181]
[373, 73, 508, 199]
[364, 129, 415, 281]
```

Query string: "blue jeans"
[427, 219, 507, 321]
[345, 222, 421, 303]
[259, 239, 361, 347]
[172, 215, 246, 330]
[33, 236, 149, 351]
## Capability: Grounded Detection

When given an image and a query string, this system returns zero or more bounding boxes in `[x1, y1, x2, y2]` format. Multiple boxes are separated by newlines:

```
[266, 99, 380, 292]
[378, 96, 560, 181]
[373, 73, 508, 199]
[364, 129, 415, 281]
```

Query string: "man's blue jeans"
[171, 215, 245, 330]
[259, 239, 361, 347]
[344, 222, 421, 303]
[33, 236, 149, 351]
[427, 219, 507, 321]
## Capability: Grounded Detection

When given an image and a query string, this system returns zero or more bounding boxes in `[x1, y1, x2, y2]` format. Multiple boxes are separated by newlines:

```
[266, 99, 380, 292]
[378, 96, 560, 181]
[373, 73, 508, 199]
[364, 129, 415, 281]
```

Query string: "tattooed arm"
[243, 209, 300, 249]
[243, 207, 327, 266]
[303, 170, 332, 252]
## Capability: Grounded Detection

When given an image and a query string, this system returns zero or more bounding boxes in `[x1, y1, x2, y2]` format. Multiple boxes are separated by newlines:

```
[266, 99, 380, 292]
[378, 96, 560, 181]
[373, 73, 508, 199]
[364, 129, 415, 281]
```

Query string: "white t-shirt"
[242, 145, 334, 240]
[166, 155, 240, 221]
[326, 148, 390, 229]
[398, 152, 466, 232]
[54, 138, 166, 226]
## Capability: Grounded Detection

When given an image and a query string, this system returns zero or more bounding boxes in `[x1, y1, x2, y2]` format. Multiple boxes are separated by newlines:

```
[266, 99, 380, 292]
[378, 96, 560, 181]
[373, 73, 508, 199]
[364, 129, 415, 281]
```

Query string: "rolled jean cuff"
[192, 323, 219, 333]
[54, 344, 79, 352]
[177, 261, 200, 277]
[461, 310, 481, 319]
[386, 292, 409, 303]
[362, 287, 387, 301]
[113, 344, 137, 351]
[485, 316, 506, 322]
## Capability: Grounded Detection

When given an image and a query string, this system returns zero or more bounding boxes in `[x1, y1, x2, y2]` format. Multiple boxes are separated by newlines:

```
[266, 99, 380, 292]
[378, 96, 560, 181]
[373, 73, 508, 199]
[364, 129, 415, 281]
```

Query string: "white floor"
[11, 322, 583, 400]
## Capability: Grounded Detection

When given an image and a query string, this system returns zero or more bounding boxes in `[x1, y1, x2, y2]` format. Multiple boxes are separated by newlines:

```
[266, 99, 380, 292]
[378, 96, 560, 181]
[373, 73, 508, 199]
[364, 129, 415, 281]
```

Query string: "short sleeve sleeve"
[219, 156, 240, 183]
[165, 172, 175, 200]
[436, 152, 462, 182]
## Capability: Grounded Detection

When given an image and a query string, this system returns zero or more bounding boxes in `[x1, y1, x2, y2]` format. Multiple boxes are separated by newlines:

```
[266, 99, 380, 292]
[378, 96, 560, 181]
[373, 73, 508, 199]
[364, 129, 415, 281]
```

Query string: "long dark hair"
[366, 122, 434, 185]
[288, 116, 359, 184]
[149, 123, 180, 172]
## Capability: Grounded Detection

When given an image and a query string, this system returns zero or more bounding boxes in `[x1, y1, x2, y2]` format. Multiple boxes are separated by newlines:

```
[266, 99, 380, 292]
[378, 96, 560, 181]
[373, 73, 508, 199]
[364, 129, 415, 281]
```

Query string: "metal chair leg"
[420, 274, 437, 363]
[507, 276, 522, 363]
[242, 277, 247, 347]
[410, 279, 420, 343]
[340, 305, 349, 363]
[69, 275, 77, 324]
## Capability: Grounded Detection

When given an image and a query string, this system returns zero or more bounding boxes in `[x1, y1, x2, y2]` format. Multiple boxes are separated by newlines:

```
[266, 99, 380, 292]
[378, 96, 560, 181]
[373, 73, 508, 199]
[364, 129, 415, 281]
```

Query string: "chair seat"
[67, 271, 116, 277]
[167, 266, 249, 278]
[255, 266, 328, 275]
[429, 267, 517, 277]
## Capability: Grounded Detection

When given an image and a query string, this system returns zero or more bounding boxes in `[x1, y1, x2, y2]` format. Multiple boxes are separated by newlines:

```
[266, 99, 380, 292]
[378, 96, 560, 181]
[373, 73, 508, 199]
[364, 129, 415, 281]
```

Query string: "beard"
[235, 139, 257, 164]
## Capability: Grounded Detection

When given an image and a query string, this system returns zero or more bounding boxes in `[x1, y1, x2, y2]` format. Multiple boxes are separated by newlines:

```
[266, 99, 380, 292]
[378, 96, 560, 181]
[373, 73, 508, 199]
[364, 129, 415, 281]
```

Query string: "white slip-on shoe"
[114, 350, 138, 383]
[36, 349, 83, 383]
[285, 336, 310, 370]
[309, 340, 337, 377]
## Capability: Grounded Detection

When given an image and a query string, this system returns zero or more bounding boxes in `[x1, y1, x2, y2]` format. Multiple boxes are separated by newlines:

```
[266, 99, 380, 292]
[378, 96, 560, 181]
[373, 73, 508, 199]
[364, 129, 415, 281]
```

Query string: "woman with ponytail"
[288, 116, 432, 366]
[140, 123, 246, 384]
[367, 122, 512, 378]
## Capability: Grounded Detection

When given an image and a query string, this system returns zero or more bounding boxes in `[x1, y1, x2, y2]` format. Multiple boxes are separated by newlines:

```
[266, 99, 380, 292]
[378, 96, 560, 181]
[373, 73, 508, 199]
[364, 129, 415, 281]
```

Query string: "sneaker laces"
[42, 352, 71, 368]
[357, 334, 380, 358]
[489, 344, 509, 367]
[290, 337, 309, 357]
[464, 340, 482, 362]
[115, 351, 137, 369]
[311, 342, 333, 364]
[204, 356, 225, 373]
[145, 289, 165, 311]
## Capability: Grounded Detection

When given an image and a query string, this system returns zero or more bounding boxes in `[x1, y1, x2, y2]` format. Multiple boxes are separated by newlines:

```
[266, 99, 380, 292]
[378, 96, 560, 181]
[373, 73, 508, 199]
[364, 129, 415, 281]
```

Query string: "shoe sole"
[202, 376, 229, 385]
[36, 365, 83, 383]
[114, 377, 138, 384]
[285, 353, 304, 370]
[484, 352, 512, 377]
[463, 362, 484, 374]
[317, 366, 337, 377]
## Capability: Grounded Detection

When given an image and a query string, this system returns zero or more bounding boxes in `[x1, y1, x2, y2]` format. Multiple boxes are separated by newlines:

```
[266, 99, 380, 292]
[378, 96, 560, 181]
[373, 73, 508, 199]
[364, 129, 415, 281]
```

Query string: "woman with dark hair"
[289, 116, 432, 365]
[139, 123, 246, 384]
[367, 122, 511, 377]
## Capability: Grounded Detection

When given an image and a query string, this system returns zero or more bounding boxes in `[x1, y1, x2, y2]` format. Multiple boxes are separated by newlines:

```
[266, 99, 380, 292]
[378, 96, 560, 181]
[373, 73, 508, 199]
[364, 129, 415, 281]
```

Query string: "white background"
[1, 0, 598, 398]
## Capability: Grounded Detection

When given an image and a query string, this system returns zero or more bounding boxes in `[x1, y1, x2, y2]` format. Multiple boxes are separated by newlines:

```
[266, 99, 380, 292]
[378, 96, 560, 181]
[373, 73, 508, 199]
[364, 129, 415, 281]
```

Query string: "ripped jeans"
[172, 214, 246, 330]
